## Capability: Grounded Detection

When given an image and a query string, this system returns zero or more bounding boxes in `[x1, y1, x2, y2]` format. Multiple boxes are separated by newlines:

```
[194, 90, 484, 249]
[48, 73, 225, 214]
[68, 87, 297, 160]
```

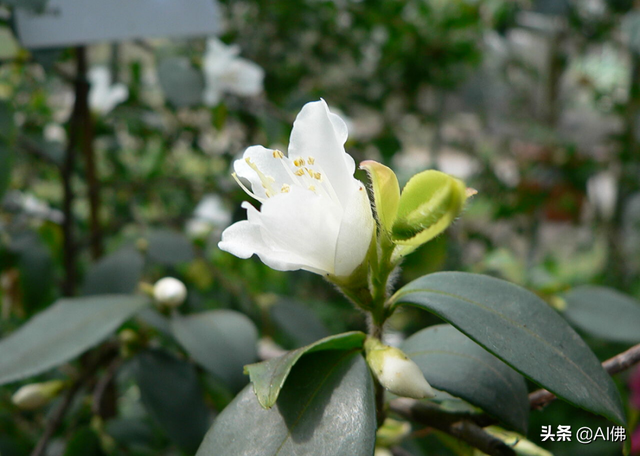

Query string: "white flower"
[153, 277, 187, 308]
[88, 66, 129, 115]
[202, 38, 264, 106]
[185, 194, 232, 240]
[219, 100, 374, 277]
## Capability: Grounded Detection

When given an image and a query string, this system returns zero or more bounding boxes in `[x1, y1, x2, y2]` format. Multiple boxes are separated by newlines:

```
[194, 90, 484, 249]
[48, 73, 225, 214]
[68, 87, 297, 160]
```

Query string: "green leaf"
[63, 427, 105, 456]
[146, 229, 195, 266]
[0, 143, 11, 199]
[0, 295, 150, 385]
[196, 350, 376, 456]
[133, 349, 210, 453]
[270, 299, 329, 348]
[170, 310, 258, 391]
[391, 170, 467, 248]
[157, 57, 204, 107]
[401, 324, 529, 433]
[391, 272, 625, 425]
[562, 286, 640, 344]
[9, 231, 53, 311]
[82, 248, 144, 295]
[244, 331, 366, 409]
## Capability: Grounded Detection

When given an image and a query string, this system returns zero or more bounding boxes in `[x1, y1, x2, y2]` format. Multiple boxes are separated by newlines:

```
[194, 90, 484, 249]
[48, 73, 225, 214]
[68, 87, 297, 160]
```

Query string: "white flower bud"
[153, 277, 187, 308]
[365, 338, 434, 400]
[12, 380, 65, 410]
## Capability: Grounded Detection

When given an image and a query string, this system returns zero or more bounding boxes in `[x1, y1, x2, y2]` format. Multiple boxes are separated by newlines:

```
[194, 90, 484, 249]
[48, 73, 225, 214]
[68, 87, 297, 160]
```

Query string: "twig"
[389, 399, 515, 456]
[74, 46, 103, 259]
[389, 342, 640, 454]
[91, 356, 122, 418]
[529, 341, 640, 410]
[30, 346, 118, 456]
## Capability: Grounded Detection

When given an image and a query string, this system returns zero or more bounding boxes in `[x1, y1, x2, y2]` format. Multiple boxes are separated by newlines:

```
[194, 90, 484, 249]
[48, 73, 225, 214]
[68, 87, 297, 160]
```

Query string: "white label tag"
[15, 0, 221, 49]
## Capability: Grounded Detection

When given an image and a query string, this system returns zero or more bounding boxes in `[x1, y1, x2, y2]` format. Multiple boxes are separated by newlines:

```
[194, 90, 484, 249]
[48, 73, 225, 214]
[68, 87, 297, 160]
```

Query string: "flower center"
[234, 150, 342, 206]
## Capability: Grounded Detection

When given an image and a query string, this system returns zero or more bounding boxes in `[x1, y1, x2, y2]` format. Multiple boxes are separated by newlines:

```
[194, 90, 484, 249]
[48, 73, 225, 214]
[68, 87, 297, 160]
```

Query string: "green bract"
[360, 160, 400, 233]
[392, 170, 467, 247]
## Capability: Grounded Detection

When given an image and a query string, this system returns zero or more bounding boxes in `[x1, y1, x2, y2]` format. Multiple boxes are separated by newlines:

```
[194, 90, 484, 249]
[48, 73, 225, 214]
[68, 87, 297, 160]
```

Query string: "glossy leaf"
[270, 300, 329, 347]
[146, 229, 195, 266]
[562, 286, 640, 344]
[401, 324, 529, 433]
[196, 350, 376, 456]
[170, 310, 258, 391]
[244, 331, 366, 409]
[82, 248, 144, 295]
[0, 295, 150, 385]
[133, 349, 210, 453]
[391, 272, 625, 425]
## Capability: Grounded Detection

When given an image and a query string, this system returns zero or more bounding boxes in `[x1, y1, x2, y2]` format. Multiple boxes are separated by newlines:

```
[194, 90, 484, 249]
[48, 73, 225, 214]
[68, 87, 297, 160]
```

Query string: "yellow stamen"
[307, 156, 315, 165]
[272, 150, 284, 159]
[293, 158, 305, 167]
[308, 185, 316, 192]
[294, 168, 305, 176]
[306, 168, 314, 177]
[245, 157, 276, 197]
[281, 184, 290, 193]
[313, 172, 322, 180]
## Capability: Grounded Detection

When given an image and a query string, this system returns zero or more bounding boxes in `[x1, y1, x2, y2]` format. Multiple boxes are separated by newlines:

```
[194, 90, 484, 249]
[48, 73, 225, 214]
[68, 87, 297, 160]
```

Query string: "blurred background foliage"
[1, 0, 640, 454]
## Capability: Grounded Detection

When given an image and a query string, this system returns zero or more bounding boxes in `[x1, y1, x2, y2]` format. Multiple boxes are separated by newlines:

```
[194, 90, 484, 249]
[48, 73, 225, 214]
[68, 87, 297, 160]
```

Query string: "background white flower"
[219, 100, 374, 277]
[185, 194, 232, 240]
[88, 66, 129, 115]
[202, 38, 265, 106]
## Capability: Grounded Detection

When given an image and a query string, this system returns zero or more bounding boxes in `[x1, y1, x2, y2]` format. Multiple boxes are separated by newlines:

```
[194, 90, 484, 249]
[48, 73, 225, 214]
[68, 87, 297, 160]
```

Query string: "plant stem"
[30, 345, 118, 456]
[75, 46, 103, 259]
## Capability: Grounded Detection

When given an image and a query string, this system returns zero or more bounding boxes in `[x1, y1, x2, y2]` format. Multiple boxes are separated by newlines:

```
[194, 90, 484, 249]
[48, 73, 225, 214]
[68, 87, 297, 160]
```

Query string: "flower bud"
[153, 277, 187, 308]
[364, 338, 434, 399]
[12, 380, 65, 410]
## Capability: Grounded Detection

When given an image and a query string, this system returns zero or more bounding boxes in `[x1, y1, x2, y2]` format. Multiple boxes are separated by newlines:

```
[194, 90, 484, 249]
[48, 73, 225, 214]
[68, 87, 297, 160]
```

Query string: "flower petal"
[234, 146, 295, 200]
[288, 100, 356, 207]
[219, 213, 325, 274]
[333, 183, 374, 276]
[219, 190, 343, 275]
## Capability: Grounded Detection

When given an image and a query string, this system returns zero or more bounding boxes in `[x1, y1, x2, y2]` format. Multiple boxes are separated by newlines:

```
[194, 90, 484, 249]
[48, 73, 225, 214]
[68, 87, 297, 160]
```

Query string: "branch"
[389, 399, 515, 456]
[529, 341, 640, 410]
[30, 345, 118, 456]
[389, 342, 640, 455]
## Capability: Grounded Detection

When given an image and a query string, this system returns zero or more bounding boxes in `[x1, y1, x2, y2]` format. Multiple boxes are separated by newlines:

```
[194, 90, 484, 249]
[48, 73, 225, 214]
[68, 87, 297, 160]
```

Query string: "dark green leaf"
[146, 229, 195, 266]
[0, 295, 150, 385]
[170, 310, 258, 391]
[391, 272, 625, 425]
[10, 231, 53, 311]
[133, 349, 210, 453]
[0, 100, 15, 140]
[63, 427, 105, 456]
[0, 143, 12, 202]
[244, 331, 366, 409]
[270, 300, 329, 348]
[82, 248, 144, 295]
[401, 324, 529, 433]
[196, 350, 376, 456]
[562, 286, 640, 344]
[157, 57, 204, 107]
